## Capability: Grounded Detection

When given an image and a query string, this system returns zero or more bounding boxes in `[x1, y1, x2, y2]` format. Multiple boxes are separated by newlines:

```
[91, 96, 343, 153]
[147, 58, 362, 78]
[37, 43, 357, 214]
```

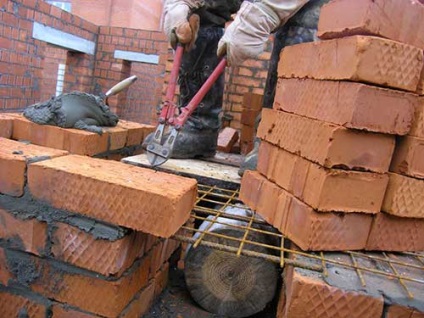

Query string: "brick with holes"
[28, 155, 197, 237]
[279, 36, 423, 93]
[0, 137, 68, 197]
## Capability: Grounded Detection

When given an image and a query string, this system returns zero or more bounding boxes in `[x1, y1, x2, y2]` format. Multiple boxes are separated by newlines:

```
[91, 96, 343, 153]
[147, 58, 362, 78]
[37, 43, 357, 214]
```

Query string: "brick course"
[318, 0, 424, 50]
[390, 135, 424, 179]
[274, 78, 416, 135]
[257, 109, 395, 173]
[279, 36, 423, 93]
[28, 155, 197, 237]
[0, 114, 14, 138]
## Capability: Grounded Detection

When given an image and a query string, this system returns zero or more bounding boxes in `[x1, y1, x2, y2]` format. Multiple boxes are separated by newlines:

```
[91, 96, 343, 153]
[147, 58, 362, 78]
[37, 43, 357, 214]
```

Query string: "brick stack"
[240, 0, 424, 316]
[0, 119, 197, 317]
[239, 93, 263, 155]
[240, 0, 424, 252]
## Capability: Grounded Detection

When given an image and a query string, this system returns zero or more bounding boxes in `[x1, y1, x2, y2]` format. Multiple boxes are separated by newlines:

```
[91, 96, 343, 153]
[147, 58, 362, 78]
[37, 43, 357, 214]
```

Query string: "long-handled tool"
[146, 44, 227, 167]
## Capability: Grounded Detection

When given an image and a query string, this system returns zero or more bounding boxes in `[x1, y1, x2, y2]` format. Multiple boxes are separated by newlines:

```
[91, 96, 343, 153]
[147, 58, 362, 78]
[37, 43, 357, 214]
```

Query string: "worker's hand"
[163, 0, 203, 51]
[217, 0, 310, 66]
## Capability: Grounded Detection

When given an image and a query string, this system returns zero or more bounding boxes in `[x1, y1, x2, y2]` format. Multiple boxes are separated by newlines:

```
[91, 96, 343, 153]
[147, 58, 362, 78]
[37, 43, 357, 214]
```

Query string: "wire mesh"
[172, 184, 424, 300]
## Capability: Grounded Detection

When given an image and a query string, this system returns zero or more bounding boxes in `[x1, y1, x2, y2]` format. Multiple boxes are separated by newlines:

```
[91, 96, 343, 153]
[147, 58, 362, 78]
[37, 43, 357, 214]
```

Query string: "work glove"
[163, 0, 203, 51]
[217, 0, 310, 66]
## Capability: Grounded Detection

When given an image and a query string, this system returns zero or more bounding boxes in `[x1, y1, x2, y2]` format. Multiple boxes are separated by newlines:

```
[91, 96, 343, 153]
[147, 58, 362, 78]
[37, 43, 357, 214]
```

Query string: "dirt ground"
[145, 256, 279, 318]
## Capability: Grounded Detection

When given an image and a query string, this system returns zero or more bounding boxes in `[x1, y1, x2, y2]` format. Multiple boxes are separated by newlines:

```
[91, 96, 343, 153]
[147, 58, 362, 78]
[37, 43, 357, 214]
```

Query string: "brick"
[154, 262, 169, 298]
[0, 249, 11, 285]
[28, 155, 197, 237]
[51, 305, 99, 318]
[217, 127, 239, 153]
[410, 97, 424, 138]
[1, 247, 151, 318]
[366, 212, 424, 251]
[51, 222, 147, 276]
[390, 135, 424, 179]
[0, 289, 48, 318]
[241, 109, 260, 127]
[282, 261, 384, 318]
[0, 113, 15, 138]
[257, 109, 395, 173]
[274, 78, 416, 135]
[258, 141, 389, 213]
[117, 120, 154, 146]
[383, 172, 424, 218]
[103, 126, 128, 151]
[0, 137, 68, 197]
[279, 36, 423, 92]
[386, 305, 424, 318]
[317, 0, 424, 50]
[0, 207, 47, 256]
[418, 66, 424, 95]
[119, 281, 155, 318]
[242, 92, 263, 111]
[240, 171, 373, 251]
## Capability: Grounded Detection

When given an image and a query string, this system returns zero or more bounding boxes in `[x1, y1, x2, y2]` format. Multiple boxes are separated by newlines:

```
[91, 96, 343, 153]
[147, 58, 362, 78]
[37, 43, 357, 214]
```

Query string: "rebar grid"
[173, 184, 424, 299]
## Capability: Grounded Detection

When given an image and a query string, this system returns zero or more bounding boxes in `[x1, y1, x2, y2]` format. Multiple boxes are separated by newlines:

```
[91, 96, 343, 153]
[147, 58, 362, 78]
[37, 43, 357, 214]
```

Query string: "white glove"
[163, 0, 204, 50]
[217, 0, 310, 66]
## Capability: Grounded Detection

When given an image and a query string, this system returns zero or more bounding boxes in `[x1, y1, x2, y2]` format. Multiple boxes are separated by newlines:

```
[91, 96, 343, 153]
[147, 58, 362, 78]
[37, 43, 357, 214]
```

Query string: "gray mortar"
[0, 191, 128, 241]
[289, 252, 424, 312]
[5, 249, 40, 287]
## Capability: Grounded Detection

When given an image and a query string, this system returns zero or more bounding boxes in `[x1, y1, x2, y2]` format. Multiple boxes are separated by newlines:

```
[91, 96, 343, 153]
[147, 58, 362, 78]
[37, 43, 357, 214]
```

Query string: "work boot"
[238, 0, 330, 176]
[143, 26, 225, 159]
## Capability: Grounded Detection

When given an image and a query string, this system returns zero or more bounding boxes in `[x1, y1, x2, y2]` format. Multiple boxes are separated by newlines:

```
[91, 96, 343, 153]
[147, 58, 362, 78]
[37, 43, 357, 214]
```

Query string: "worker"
[144, 0, 329, 174]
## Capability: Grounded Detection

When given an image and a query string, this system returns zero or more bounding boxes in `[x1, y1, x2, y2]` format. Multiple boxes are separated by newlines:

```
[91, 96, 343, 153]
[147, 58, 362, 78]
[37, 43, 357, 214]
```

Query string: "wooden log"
[184, 205, 279, 317]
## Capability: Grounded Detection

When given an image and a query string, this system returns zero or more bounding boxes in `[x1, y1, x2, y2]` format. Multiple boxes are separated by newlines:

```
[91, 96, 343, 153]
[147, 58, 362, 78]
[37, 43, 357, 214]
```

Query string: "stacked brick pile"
[240, 0, 424, 316]
[239, 93, 263, 155]
[0, 118, 198, 317]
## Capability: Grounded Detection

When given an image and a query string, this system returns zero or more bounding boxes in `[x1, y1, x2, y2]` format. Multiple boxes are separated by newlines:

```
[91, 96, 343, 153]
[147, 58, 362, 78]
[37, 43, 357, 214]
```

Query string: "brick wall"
[39, 45, 67, 100]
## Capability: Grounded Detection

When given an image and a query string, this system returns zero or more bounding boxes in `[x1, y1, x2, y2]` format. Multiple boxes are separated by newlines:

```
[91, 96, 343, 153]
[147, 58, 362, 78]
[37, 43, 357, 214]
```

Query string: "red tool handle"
[159, 44, 184, 123]
[174, 57, 227, 128]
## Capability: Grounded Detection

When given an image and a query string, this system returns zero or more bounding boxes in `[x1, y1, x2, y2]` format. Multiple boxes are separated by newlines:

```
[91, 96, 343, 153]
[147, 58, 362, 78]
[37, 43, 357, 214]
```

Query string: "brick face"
[390, 135, 424, 179]
[0, 289, 48, 318]
[318, 0, 424, 50]
[257, 109, 395, 173]
[279, 36, 423, 93]
[274, 78, 416, 135]
[0, 114, 14, 138]
[28, 155, 197, 237]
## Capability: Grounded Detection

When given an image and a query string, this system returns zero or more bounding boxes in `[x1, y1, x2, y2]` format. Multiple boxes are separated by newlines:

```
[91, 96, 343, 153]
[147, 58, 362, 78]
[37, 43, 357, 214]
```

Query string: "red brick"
[258, 141, 389, 213]
[0, 113, 15, 138]
[274, 78, 416, 135]
[241, 109, 260, 127]
[117, 120, 154, 146]
[0, 137, 68, 197]
[51, 305, 98, 318]
[257, 109, 395, 173]
[279, 36, 423, 92]
[410, 97, 424, 138]
[366, 212, 424, 251]
[318, 0, 424, 50]
[51, 222, 147, 276]
[242, 92, 263, 111]
[383, 173, 424, 218]
[0, 290, 48, 318]
[0, 248, 11, 285]
[390, 135, 424, 179]
[119, 282, 155, 318]
[0, 207, 47, 256]
[103, 126, 128, 151]
[418, 65, 424, 95]
[28, 155, 197, 237]
[240, 171, 373, 251]
[386, 305, 424, 318]
[217, 127, 239, 153]
[1, 247, 151, 318]
[154, 262, 169, 298]
[282, 263, 384, 318]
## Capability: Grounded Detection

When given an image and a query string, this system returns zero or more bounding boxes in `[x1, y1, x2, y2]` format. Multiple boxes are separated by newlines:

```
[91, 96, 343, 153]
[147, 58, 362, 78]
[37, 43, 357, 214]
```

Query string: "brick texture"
[0, 290, 48, 318]
[51, 222, 148, 276]
[0, 137, 68, 197]
[117, 120, 154, 146]
[51, 305, 99, 318]
[318, 0, 424, 50]
[366, 212, 424, 251]
[257, 109, 395, 173]
[217, 127, 239, 153]
[385, 305, 424, 318]
[281, 265, 384, 318]
[278, 36, 423, 92]
[0, 114, 14, 138]
[383, 172, 424, 218]
[119, 281, 155, 318]
[0, 207, 47, 256]
[418, 65, 424, 95]
[410, 97, 424, 138]
[240, 171, 373, 251]
[274, 78, 416, 135]
[257, 141, 389, 213]
[28, 155, 197, 237]
[390, 135, 424, 179]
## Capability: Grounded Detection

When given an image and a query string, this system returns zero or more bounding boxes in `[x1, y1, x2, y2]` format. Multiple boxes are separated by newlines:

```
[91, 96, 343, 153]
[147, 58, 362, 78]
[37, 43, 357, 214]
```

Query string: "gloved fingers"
[217, 41, 227, 59]
[185, 13, 200, 52]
